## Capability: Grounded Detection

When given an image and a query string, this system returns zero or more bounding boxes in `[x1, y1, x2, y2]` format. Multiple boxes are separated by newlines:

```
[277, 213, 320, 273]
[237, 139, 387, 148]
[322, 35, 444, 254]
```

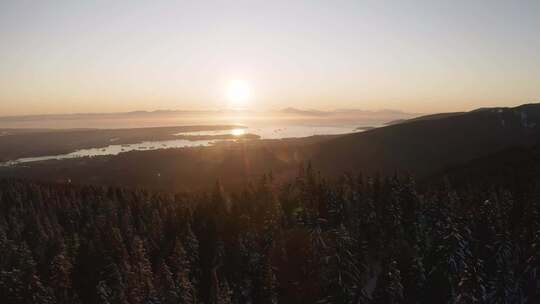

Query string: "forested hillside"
[438, 143, 540, 193]
[316, 104, 540, 177]
[1, 165, 539, 303]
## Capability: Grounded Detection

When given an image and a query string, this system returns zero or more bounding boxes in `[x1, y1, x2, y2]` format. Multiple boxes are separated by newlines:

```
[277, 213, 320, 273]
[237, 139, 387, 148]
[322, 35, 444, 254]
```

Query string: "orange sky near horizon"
[1, 1, 539, 116]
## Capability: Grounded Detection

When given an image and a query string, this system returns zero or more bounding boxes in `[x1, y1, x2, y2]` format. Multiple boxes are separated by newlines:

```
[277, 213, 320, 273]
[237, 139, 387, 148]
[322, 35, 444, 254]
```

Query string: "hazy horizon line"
[0, 106, 427, 119]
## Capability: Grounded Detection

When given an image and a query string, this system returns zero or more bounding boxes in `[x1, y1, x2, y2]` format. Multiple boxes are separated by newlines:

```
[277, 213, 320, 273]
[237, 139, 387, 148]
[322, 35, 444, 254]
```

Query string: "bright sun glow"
[231, 128, 245, 136]
[226, 80, 251, 107]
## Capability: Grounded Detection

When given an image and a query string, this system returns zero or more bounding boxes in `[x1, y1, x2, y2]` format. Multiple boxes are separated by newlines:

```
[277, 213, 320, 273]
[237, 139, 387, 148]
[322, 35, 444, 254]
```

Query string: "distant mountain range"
[0, 107, 417, 121]
[0, 108, 420, 129]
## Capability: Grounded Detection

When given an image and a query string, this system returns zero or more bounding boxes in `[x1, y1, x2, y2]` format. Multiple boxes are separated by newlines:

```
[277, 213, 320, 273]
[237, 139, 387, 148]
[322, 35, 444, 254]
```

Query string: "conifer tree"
[372, 260, 404, 304]
[49, 244, 75, 303]
[155, 260, 179, 304]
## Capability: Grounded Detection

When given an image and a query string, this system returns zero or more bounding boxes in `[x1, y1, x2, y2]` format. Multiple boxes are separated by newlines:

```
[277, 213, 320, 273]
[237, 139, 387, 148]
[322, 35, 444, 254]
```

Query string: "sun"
[231, 128, 245, 136]
[226, 80, 251, 108]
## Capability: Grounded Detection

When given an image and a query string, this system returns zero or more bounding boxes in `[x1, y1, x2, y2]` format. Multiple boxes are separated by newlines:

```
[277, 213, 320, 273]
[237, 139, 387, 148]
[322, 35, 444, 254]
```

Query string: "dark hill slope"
[314, 104, 540, 178]
[385, 111, 465, 126]
[433, 143, 540, 192]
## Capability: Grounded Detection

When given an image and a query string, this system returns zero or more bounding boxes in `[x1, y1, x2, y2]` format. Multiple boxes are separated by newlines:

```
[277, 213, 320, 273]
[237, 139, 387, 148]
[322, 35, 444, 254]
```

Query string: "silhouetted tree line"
[0, 164, 539, 303]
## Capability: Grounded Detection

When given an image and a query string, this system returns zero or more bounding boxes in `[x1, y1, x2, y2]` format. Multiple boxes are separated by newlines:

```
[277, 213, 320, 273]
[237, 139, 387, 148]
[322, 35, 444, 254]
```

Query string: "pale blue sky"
[1, 0, 539, 115]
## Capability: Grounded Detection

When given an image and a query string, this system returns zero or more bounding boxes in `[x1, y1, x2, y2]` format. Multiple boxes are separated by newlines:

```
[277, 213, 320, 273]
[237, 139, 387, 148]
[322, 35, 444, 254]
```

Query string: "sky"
[1, 0, 539, 116]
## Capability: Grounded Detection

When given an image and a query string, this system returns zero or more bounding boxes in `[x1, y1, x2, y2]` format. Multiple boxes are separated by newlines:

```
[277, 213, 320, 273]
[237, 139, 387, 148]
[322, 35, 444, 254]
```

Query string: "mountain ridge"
[313, 103, 540, 178]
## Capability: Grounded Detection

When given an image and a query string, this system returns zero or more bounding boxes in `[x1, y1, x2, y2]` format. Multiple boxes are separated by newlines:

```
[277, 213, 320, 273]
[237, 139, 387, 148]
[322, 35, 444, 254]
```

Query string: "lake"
[2, 125, 366, 166]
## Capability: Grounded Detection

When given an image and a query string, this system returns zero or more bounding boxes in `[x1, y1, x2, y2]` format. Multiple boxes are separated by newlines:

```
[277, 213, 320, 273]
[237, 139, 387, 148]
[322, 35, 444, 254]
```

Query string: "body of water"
[2, 139, 216, 166]
[174, 125, 362, 139]
[3, 125, 366, 166]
